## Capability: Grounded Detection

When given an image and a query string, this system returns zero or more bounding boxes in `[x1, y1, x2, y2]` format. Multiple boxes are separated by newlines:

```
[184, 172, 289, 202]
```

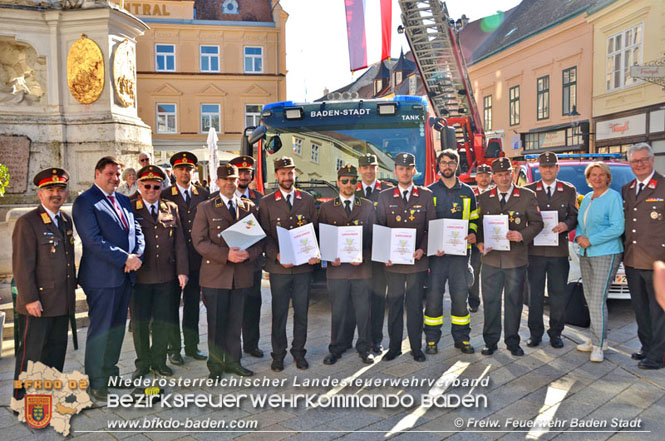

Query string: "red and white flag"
[345, 0, 392, 72]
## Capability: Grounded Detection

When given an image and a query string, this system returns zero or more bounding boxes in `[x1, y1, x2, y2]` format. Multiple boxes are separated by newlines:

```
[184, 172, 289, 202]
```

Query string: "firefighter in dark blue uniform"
[424, 149, 478, 355]
[229, 155, 265, 358]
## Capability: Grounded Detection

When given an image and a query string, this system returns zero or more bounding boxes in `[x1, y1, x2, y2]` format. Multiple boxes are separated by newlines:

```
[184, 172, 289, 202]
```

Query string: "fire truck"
[246, 0, 502, 188]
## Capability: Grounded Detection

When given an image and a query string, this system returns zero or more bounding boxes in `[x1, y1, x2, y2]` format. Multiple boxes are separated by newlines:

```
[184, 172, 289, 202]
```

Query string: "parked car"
[516, 153, 634, 300]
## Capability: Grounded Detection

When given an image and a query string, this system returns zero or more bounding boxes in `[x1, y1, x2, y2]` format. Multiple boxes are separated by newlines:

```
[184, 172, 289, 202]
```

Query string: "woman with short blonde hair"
[117, 167, 137, 196]
[575, 161, 624, 362]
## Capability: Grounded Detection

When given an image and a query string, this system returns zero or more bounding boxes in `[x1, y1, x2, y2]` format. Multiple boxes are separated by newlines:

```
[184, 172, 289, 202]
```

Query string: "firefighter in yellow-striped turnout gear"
[424, 149, 479, 354]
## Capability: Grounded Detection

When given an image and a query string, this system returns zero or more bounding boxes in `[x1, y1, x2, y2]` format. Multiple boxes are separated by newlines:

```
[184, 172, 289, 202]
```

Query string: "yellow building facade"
[587, 0, 665, 169]
[467, 12, 594, 159]
[112, 0, 287, 166]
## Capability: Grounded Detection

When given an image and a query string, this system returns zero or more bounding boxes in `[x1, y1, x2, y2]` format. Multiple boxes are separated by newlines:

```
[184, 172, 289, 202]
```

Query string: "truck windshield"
[261, 97, 429, 185]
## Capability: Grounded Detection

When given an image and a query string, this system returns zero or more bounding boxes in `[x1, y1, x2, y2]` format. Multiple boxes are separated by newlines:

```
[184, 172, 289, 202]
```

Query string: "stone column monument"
[0, 0, 152, 202]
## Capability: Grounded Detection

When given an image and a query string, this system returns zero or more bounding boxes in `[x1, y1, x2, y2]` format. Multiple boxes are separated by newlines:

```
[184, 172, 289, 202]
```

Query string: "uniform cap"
[538, 151, 558, 166]
[476, 164, 492, 174]
[230, 155, 255, 170]
[491, 157, 512, 173]
[33, 168, 70, 188]
[338, 164, 358, 177]
[273, 156, 296, 170]
[217, 163, 239, 179]
[394, 152, 416, 167]
[170, 151, 198, 168]
[358, 153, 378, 166]
[137, 165, 165, 182]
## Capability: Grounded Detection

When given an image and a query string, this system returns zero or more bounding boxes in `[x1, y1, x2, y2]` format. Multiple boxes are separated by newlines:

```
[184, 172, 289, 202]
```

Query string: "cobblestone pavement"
[1, 279, 663, 440]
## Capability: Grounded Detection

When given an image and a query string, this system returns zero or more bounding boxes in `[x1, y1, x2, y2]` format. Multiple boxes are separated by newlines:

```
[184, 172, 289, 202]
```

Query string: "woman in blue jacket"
[575, 162, 624, 363]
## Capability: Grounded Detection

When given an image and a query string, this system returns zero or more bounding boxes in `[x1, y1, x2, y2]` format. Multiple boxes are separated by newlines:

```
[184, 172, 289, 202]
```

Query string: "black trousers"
[328, 278, 371, 355]
[469, 246, 482, 309]
[202, 287, 246, 373]
[242, 270, 263, 352]
[269, 272, 311, 359]
[14, 314, 68, 400]
[168, 270, 201, 354]
[84, 279, 132, 389]
[385, 271, 426, 353]
[425, 255, 471, 344]
[343, 262, 387, 347]
[130, 281, 178, 370]
[527, 255, 569, 340]
[482, 264, 525, 348]
[625, 266, 665, 363]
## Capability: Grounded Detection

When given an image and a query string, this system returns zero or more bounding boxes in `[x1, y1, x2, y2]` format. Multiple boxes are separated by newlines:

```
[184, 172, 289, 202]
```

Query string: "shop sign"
[596, 113, 646, 140]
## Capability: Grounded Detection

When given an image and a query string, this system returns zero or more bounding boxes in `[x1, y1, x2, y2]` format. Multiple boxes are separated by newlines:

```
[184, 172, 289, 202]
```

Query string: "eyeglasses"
[139, 158, 150, 163]
[630, 158, 651, 166]
[439, 161, 457, 167]
[340, 178, 358, 185]
[141, 184, 161, 190]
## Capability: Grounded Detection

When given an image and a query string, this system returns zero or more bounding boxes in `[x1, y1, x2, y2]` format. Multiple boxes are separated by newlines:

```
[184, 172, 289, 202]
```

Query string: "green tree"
[0, 163, 10, 196]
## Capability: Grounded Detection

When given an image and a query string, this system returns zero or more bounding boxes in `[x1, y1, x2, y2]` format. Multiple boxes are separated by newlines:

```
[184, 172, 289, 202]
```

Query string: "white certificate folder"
[220, 213, 266, 250]
[427, 218, 468, 256]
[276, 223, 320, 266]
[371, 225, 416, 265]
[533, 210, 559, 247]
[482, 215, 510, 252]
[319, 224, 363, 263]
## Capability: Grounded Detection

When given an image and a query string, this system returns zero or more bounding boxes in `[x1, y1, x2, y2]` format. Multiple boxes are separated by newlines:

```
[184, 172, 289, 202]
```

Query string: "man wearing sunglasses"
[130, 166, 189, 380]
[424, 149, 479, 356]
[319, 164, 376, 365]
[376, 152, 436, 362]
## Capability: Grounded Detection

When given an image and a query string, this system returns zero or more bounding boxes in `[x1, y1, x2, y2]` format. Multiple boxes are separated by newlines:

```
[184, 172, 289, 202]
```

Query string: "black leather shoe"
[89, 387, 108, 401]
[425, 342, 438, 354]
[225, 364, 255, 377]
[455, 341, 475, 354]
[168, 353, 185, 366]
[526, 338, 541, 348]
[245, 348, 264, 358]
[271, 359, 284, 372]
[469, 305, 479, 313]
[481, 345, 497, 356]
[631, 350, 647, 360]
[153, 365, 174, 376]
[383, 349, 402, 361]
[323, 353, 340, 365]
[412, 350, 426, 362]
[360, 352, 375, 364]
[294, 356, 309, 370]
[550, 336, 564, 349]
[185, 349, 208, 360]
[508, 345, 525, 356]
[638, 359, 664, 370]
[131, 368, 150, 381]
[371, 343, 384, 354]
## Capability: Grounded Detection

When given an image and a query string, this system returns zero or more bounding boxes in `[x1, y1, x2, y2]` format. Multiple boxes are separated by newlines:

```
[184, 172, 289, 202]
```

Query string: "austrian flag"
[345, 0, 392, 72]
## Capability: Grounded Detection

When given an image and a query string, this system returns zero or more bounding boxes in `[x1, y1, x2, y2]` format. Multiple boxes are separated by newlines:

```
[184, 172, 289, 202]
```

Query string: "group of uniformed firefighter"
[12, 141, 665, 401]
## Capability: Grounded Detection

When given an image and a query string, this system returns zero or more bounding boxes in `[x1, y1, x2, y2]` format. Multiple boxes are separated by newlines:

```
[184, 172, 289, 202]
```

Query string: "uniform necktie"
[55, 213, 65, 236]
[344, 200, 351, 215]
[150, 204, 158, 221]
[546, 186, 552, 198]
[184, 189, 191, 207]
[500, 193, 507, 208]
[228, 200, 236, 218]
[403, 190, 409, 204]
[286, 193, 292, 210]
[108, 195, 129, 230]
[365, 186, 372, 198]
[637, 182, 645, 197]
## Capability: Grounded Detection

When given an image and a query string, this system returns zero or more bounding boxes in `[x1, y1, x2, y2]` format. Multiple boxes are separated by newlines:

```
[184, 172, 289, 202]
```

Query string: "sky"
[279, 0, 522, 102]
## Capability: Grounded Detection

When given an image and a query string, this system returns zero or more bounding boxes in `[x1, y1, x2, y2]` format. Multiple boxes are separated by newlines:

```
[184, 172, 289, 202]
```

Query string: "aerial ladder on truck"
[398, 0, 503, 183]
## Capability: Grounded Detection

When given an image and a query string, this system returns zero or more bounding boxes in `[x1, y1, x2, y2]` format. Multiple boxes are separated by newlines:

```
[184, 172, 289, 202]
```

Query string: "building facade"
[466, 0, 599, 159]
[587, 0, 665, 170]
[114, 0, 287, 165]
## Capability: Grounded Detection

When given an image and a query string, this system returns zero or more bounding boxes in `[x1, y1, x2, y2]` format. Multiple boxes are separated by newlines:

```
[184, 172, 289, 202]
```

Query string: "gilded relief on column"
[113, 39, 136, 108]
[67, 34, 104, 104]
